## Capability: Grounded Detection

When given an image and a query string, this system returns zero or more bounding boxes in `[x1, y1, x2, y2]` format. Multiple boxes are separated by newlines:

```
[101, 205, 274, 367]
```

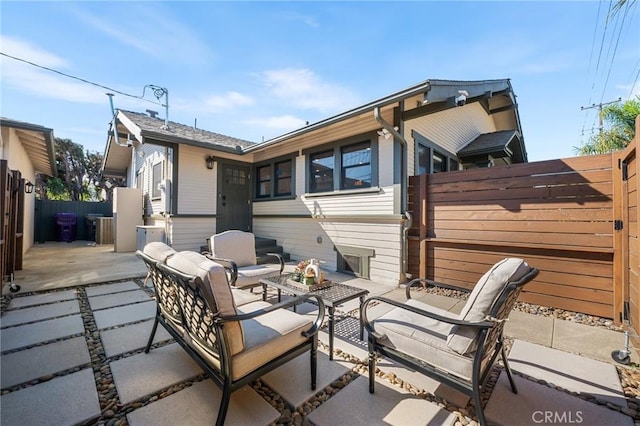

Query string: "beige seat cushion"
[143, 242, 177, 263]
[209, 230, 257, 268]
[166, 251, 244, 356]
[447, 258, 530, 355]
[372, 299, 478, 381]
[190, 300, 313, 381]
[230, 287, 262, 306]
[234, 264, 282, 288]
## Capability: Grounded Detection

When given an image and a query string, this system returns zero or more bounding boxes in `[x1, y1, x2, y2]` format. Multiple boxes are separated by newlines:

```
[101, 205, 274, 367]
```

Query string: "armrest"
[219, 294, 326, 337]
[203, 255, 238, 286]
[264, 252, 285, 274]
[361, 296, 495, 340]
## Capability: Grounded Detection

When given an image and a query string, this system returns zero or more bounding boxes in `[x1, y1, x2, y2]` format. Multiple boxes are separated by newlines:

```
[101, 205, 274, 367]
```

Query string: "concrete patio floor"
[1, 242, 638, 425]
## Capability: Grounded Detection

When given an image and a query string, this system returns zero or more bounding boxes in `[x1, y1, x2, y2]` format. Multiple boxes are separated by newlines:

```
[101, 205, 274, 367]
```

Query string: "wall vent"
[335, 245, 375, 279]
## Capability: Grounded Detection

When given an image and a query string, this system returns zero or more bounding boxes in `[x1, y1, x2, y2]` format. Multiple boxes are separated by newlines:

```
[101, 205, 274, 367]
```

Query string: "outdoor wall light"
[206, 155, 215, 170]
[24, 180, 35, 194]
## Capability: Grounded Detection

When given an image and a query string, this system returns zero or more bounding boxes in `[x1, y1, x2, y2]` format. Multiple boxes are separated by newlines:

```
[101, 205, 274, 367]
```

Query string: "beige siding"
[136, 145, 168, 216]
[168, 216, 216, 251]
[1, 127, 37, 254]
[405, 102, 496, 176]
[177, 145, 217, 214]
[251, 107, 394, 163]
[253, 217, 402, 284]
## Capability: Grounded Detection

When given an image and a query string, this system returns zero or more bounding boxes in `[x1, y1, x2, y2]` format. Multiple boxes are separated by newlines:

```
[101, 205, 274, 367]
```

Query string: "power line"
[0, 51, 162, 106]
[581, 97, 623, 136]
[600, 0, 632, 102]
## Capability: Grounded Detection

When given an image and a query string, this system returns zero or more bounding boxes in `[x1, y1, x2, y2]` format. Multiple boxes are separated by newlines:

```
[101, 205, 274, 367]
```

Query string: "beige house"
[102, 78, 527, 285]
[1, 118, 56, 290]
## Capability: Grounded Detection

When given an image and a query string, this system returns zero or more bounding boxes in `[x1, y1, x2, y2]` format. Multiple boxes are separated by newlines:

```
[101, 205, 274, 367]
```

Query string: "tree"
[36, 138, 124, 201]
[574, 97, 639, 155]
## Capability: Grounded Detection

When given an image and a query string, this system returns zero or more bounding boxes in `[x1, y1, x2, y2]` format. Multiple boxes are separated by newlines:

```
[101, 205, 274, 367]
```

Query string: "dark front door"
[216, 161, 251, 233]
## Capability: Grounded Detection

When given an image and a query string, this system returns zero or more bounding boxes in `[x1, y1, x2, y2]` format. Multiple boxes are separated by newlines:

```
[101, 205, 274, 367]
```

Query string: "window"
[307, 135, 377, 194]
[310, 150, 334, 193]
[254, 158, 294, 199]
[275, 160, 292, 196]
[432, 151, 446, 173]
[341, 142, 371, 189]
[152, 162, 162, 199]
[413, 131, 458, 175]
[257, 165, 271, 198]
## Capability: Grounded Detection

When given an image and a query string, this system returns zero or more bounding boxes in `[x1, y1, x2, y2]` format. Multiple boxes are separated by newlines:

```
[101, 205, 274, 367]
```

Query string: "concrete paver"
[261, 350, 350, 409]
[127, 380, 279, 426]
[552, 319, 624, 363]
[485, 372, 633, 426]
[93, 300, 156, 329]
[85, 281, 140, 297]
[8, 290, 77, 309]
[0, 368, 100, 426]
[88, 289, 151, 311]
[504, 310, 554, 347]
[1, 336, 90, 388]
[0, 315, 84, 352]
[307, 375, 456, 426]
[0, 300, 80, 328]
[110, 343, 203, 405]
[508, 340, 626, 407]
[100, 319, 172, 358]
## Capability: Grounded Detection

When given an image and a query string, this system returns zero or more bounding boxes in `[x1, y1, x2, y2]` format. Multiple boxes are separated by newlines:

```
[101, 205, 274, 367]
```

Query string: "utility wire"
[0, 51, 162, 106]
[582, 0, 603, 139]
[600, 0, 631, 102]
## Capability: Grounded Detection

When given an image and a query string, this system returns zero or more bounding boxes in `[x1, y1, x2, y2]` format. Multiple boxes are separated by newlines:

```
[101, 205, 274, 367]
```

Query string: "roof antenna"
[143, 84, 169, 130]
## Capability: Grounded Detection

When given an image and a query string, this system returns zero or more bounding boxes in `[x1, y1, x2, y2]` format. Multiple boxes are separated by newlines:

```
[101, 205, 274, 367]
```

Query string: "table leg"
[262, 283, 267, 302]
[359, 295, 365, 341]
[329, 306, 335, 360]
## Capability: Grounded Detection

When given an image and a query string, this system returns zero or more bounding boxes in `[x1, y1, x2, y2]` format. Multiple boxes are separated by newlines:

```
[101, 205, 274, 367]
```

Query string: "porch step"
[255, 237, 291, 264]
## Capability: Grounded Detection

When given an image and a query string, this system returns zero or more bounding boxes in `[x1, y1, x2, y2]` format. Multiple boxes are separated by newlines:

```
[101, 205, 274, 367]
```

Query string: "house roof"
[102, 78, 526, 175]
[457, 130, 525, 162]
[102, 110, 256, 176]
[0, 118, 56, 176]
[117, 110, 256, 151]
[245, 78, 519, 153]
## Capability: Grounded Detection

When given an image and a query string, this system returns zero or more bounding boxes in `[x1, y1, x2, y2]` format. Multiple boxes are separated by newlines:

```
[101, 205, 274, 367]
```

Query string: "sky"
[1, 1, 639, 162]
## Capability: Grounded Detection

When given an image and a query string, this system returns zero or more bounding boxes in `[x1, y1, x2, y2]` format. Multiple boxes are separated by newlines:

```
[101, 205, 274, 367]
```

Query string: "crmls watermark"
[532, 411, 584, 424]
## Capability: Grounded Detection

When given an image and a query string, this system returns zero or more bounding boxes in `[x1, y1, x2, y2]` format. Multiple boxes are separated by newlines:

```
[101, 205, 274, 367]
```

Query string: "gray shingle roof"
[119, 110, 256, 150]
[457, 130, 519, 157]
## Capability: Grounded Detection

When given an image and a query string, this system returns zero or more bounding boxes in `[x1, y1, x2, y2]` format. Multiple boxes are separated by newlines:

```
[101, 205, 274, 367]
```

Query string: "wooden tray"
[286, 278, 332, 292]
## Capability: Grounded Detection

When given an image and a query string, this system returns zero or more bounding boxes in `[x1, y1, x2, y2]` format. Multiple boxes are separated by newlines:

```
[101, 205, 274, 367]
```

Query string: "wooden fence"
[408, 154, 617, 318]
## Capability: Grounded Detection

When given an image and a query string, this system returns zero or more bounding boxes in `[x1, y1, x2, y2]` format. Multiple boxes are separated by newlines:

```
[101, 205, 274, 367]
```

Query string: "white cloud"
[0, 37, 104, 104]
[282, 13, 320, 28]
[246, 115, 307, 130]
[1, 35, 68, 68]
[71, 6, 213, 64]
[203, 92, 254, 112]
[616, 83, 640, 99]
[260, 68, 359, 112]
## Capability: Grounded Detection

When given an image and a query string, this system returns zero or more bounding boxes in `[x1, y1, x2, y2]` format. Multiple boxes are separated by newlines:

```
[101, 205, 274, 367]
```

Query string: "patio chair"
[204, 230, 284, 290]
[361, 258, 539, 426]
[137, 249, 325, 426]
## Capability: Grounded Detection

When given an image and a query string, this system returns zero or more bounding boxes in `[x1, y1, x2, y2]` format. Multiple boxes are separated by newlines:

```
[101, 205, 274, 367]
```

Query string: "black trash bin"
[85, 214, 104, 242]
[55, 213, 77, 242]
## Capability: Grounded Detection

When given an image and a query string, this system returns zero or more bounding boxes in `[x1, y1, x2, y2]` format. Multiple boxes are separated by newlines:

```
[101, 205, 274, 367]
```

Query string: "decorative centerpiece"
[288, 258, 331, 291]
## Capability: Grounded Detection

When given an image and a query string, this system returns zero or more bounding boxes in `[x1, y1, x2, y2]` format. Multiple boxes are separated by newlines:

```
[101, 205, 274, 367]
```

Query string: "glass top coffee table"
[260, 274, 369, 360]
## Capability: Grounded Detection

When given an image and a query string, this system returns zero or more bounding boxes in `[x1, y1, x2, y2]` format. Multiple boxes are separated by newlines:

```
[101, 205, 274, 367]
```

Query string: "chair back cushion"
[209, 230, 257, 268]
[143, 241, 177, 263]
[166, 251, 244, 355]
[447, 258, 530, 355]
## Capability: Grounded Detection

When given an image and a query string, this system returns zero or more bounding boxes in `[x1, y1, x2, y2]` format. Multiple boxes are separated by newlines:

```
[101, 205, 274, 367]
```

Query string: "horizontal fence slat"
[409, 153, 616, 320]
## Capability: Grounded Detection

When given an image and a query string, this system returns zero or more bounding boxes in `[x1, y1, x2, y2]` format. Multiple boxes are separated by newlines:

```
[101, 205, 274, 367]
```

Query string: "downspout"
[106, 93, 121, 147]
[374, 106, 412, 282]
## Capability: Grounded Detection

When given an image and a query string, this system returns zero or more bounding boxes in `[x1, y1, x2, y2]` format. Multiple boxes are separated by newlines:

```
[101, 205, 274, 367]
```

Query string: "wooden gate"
[613, 118, 639, 332]
[0, 160, 25, 288]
